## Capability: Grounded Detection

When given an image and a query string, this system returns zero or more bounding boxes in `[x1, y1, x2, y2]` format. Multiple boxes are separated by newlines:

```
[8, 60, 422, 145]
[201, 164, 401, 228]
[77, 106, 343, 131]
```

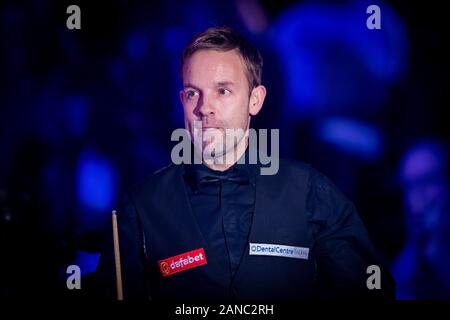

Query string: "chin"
[203, 141, 227, 158]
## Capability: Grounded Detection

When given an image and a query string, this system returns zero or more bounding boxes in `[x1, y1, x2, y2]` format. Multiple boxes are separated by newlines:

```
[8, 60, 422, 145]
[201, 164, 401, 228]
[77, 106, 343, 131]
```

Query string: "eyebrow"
[214, 81, 234, 87]
[183, 81, 235, 90]
[183, 83, 200, 90]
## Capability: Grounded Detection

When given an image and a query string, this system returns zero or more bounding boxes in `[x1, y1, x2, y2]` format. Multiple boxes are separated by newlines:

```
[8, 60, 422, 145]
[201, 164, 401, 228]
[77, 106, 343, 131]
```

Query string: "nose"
[195, 92, 214, 118]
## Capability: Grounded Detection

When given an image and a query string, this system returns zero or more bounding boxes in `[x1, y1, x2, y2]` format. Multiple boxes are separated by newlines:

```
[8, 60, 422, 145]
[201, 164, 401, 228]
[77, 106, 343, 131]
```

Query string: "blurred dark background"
[1, 0, 449, 299]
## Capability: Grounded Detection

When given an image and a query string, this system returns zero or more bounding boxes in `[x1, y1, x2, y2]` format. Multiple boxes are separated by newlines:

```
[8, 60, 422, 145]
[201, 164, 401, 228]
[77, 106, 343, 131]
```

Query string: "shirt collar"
[183, 146, 258, 191]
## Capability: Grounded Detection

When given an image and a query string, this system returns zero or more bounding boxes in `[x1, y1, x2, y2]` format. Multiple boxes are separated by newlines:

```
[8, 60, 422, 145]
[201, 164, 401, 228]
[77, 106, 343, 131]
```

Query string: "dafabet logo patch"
[158, 248, 207, 277]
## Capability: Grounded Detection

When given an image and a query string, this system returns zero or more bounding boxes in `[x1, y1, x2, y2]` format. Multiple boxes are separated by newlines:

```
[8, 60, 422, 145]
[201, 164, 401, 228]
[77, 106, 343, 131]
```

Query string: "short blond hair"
[181, 27, 263, 93]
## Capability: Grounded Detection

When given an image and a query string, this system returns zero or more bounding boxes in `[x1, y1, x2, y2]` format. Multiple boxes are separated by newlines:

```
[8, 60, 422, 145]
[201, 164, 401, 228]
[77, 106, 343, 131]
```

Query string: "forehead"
[182, 49, 247, 85]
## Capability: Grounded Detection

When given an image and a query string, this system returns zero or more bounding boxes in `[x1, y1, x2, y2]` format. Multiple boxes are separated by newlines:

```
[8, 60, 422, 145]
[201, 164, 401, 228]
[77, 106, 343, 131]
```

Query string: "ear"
[179, 90, 185, 105]
[249, 85, 266, 116]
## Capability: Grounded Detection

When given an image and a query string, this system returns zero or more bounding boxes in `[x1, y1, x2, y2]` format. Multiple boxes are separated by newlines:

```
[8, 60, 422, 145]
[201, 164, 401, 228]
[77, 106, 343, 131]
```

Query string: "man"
[393, 140, 450, 299]
[96, 27, 395, 300]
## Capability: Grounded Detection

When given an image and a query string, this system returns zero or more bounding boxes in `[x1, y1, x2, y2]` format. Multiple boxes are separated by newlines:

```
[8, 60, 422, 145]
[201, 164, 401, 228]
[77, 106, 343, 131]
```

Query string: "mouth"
[201, 127, 222, 137]
[202, 128, 221, 133]
[201, 125, 221, 129]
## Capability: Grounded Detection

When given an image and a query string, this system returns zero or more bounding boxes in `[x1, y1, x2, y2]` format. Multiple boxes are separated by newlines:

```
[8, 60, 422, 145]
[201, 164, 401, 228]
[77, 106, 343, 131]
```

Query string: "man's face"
[180, 49, 258, 159]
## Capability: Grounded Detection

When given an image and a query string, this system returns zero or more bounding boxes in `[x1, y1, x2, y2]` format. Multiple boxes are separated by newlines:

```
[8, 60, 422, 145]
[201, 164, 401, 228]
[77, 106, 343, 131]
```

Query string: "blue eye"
[185, 90, 199, 99]
[218, 88, 230, 96]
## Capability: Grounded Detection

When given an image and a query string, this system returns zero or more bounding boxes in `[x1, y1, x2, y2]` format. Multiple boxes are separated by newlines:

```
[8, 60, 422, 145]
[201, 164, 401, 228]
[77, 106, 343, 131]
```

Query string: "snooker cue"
[112, 210, 123, 300]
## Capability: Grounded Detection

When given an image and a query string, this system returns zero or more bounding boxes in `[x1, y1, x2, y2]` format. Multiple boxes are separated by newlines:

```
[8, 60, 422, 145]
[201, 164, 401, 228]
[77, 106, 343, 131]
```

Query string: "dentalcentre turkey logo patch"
[158, 248, 207, 277]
